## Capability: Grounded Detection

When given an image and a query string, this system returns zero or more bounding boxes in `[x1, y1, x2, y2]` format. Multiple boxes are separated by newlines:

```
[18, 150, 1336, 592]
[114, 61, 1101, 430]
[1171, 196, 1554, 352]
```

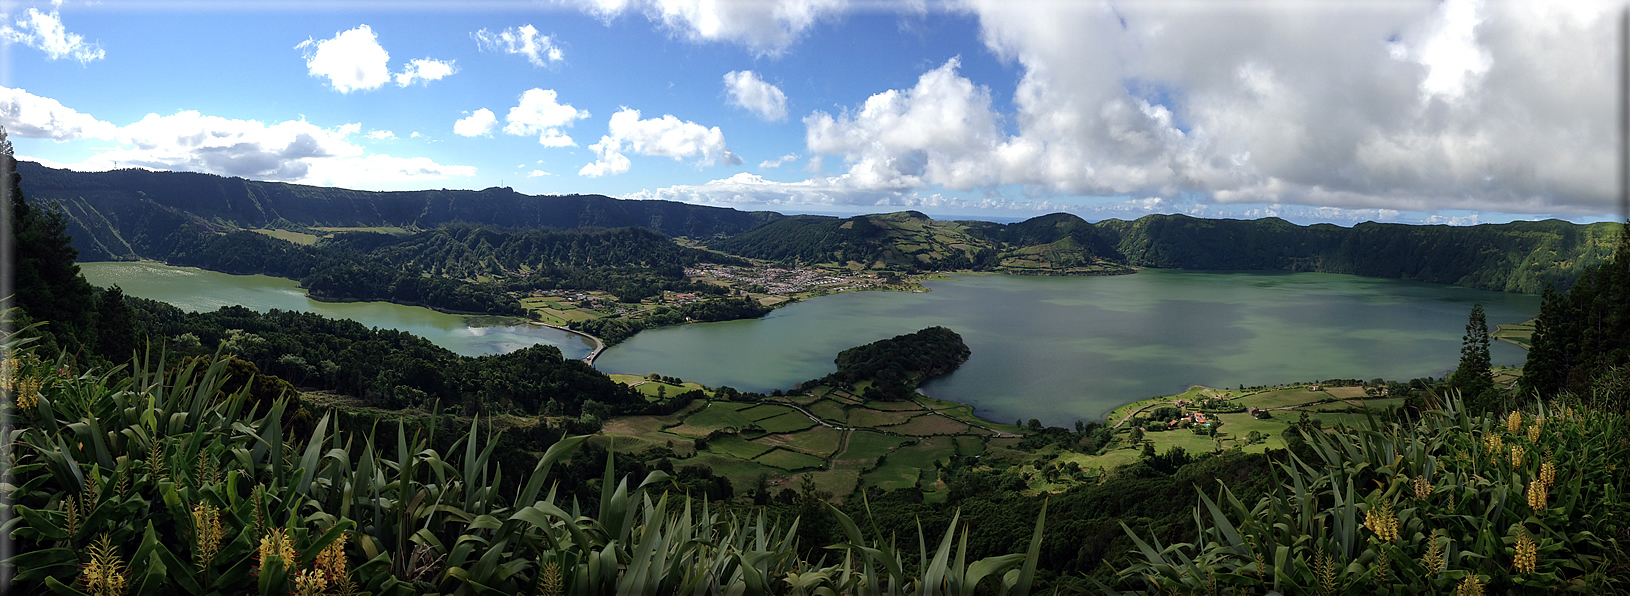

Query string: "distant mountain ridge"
[16, 161, 781, 261]
[707, 210, 1132, 275]
[22, 161, 1621, 294]
[711, 211, 1621, 293]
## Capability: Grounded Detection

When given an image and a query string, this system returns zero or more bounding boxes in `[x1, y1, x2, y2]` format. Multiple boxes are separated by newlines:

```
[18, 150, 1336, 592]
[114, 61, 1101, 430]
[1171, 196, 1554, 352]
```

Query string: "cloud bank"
[613, 1, 1623, 220]
[0, 86, 475, 190]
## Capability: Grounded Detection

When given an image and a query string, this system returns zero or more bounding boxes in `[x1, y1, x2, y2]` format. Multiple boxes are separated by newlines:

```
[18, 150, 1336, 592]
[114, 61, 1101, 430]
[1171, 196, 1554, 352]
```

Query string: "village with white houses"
[684, 265, 885, 296]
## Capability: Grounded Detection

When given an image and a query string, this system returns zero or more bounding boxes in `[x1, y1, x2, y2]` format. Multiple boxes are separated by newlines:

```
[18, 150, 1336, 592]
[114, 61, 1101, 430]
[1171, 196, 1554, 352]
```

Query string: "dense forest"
[1520, 233, 1630, 403]
[809, 326, 972, 400]
[132, 223, 752, 315]
[125, 296, 647, 420]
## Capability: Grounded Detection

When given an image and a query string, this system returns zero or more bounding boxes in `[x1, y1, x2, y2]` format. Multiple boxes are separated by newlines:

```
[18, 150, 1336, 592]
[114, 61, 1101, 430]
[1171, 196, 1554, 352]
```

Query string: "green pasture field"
[837, 431, 909, 464]
[679, 456, 779, 495]
[887, 415, 970, 436]
[1210, 413, 1288, 450]
[675, 402, 755, 433]
[1353, 397, 1407, 409]
[1324, 386, 1369, 399]
[846, 408, 919, 428]
[1106, 395, 1180, 426]
[862, 439, 952, 492]
[953, 435, 985, 457]
[1138, 427, 1224, 455]
[1492, 320, 1535, 348]
[706, 436, 773, 460]
[542, 308, 599, 323]
[756, 411, 818, 433]
[633, 382, 688, 398]
[861, 460, 919, 491]
[785, 393, 824, 406]
[312, 226, 416, 236]
[741, 404, 796, 422]
[808, 400, 848, 422]
[892, 437, 954, 469]
[864, 400, 925, 412]
[1237, 388, 1333, 409]
[753, 426, 844, 457]
[806, 468, 862, 500]
[754, 448, 826, 471]
[252, 229, 320, 245]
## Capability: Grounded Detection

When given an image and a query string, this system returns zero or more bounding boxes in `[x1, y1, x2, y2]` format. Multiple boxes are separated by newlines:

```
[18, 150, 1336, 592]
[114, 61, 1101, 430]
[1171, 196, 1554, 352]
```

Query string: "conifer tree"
[94, 285, 139, 362]
[2, 126, 99, 357]
[1452, 303, 1494, 410]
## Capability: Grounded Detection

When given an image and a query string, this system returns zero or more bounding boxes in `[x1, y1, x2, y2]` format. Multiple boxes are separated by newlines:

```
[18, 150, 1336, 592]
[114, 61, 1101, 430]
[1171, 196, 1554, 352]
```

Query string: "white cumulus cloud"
[0, 86, 117, 141]
[365, 130, 396, 140]
[1, 6, 103, 63]
[453, 108, 499, 137]
[723, 70, 788, 121]
[502, 89, 590, 146]
[298, 25, 456, 93]
[2, 87, 474, 189]
[579, 108, 736, 177]
[805, 57, 1005, 191]
[395, 58, 458, 87]
[474, 24, 564, 66]
[296, 25, 392, 93]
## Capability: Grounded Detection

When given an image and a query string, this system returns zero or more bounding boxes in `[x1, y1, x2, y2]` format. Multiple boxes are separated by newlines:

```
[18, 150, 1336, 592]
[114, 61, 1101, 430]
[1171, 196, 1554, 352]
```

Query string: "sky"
[1, 0, 1626, 226]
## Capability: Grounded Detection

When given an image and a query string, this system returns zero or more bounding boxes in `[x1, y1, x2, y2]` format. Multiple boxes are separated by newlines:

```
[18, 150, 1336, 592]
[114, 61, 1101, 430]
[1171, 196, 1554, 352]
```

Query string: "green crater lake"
[596, 270, 1539, 426]
[82, 262, 1539, 427]
[78, 261, 596, 359]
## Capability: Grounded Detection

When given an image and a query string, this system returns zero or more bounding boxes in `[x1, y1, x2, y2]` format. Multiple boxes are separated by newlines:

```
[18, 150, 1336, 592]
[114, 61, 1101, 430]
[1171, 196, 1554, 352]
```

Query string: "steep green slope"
[1096, 214, 1622, 293]
[708, 210, 1129, 274]
[716, 210, 1618, 292]
[17, 160, 781, 260]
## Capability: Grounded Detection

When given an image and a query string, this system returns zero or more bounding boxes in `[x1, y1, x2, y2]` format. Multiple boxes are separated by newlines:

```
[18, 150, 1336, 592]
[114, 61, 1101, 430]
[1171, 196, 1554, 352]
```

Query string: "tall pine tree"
[1451, 303, 1494, 410]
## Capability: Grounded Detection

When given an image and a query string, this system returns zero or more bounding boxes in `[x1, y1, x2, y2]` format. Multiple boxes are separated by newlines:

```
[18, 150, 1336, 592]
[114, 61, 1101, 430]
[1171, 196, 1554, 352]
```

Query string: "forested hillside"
[17, 160, 781, 260]
[1097, 214, 1622, 293]
[709, 211, 1130, 275]
[714, 210, 1619, 293]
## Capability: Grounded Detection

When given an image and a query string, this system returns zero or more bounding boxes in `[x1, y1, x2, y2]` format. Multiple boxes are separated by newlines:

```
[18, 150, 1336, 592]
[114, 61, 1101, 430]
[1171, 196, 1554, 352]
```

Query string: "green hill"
[707, 210, 1130, 275]
[17, 160, 781, 261]
[715, 211, 1619, 293]
[1097, 214, 1622, 293]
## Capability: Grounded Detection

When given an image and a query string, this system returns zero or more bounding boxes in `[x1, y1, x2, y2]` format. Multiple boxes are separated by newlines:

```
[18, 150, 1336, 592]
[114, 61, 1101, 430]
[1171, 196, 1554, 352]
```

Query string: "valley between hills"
[9, 158, 1629, 593]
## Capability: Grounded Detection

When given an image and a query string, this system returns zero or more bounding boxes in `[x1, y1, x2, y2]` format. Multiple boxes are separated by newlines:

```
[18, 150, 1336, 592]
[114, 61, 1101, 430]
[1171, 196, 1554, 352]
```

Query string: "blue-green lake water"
[82, 262, 1539, 426]
[79, 261, 596, 359]
[597, 270, 1539, 426]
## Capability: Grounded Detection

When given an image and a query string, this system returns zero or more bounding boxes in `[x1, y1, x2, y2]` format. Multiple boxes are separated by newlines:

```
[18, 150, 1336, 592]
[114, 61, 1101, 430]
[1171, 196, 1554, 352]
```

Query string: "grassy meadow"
[597, 371, 1426, 500]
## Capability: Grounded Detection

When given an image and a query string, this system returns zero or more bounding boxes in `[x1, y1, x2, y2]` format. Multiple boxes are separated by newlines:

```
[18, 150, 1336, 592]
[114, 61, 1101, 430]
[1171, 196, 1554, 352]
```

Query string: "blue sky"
[3, 0, 1625, 226]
